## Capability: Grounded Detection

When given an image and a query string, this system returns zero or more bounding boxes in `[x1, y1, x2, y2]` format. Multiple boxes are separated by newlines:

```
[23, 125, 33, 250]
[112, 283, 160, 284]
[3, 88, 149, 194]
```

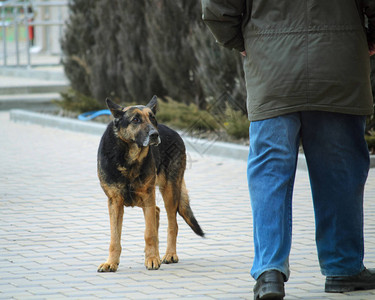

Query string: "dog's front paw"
[162, 253, 179, 264]
[145, 256, 161, 270]
[97, 262, 119, 272]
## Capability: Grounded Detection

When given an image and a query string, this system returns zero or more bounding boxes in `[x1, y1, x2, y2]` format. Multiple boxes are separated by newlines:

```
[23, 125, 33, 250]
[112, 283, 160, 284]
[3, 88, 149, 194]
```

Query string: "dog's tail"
[178, 180, 205, 237]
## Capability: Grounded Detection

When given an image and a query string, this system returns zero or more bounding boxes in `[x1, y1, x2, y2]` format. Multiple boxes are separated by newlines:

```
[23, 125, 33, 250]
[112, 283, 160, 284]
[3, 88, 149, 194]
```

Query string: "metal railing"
[0, 0, 68, 68]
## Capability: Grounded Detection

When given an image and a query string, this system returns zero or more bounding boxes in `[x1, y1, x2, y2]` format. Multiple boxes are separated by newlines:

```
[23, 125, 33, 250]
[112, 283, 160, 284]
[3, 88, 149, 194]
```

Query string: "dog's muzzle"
[143, 128, 161, 147]
[149, 132, 161, 146]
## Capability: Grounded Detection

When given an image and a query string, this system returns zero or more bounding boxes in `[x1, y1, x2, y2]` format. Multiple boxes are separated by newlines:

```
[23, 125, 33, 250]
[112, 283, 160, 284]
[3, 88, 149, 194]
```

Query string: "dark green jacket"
[202, 0, 375, 121]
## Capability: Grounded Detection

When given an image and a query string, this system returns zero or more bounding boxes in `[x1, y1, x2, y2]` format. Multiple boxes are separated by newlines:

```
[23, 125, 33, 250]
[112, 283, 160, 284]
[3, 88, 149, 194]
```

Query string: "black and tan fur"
[97, 96, 204, 272]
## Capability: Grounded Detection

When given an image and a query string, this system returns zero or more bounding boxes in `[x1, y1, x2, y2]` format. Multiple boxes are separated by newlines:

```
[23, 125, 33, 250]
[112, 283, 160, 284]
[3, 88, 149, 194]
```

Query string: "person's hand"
[240, 51, 247, 57]
[369, 43, 375, 56]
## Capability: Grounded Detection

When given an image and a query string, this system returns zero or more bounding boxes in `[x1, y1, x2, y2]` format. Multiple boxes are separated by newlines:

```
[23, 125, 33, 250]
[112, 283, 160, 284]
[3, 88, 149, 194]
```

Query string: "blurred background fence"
[0, 0, 68, 67]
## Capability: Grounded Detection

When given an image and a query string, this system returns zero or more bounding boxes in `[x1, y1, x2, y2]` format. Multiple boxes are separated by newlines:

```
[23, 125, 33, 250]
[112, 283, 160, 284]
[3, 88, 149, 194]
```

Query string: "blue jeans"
[247, 111, 370, 280]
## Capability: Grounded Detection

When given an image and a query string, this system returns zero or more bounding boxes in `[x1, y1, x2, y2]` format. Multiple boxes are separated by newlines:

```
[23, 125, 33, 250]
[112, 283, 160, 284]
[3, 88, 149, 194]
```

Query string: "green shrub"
[56, 89, 104, 113]
[157, 98, 219, 131]
[223, 106, 250, 139]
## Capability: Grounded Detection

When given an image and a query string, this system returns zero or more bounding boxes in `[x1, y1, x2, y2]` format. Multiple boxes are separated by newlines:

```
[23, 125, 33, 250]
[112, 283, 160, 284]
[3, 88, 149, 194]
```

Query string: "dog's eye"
[132, 117, 141, 124]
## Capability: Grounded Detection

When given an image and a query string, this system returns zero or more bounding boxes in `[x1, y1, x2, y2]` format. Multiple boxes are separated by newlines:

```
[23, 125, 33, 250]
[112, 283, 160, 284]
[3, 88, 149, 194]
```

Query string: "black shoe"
[253, 270, 285, 299]
[325, 268, 375, 293]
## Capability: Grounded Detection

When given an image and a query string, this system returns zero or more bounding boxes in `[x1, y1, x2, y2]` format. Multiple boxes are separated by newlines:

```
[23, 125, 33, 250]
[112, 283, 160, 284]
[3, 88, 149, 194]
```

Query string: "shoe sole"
[255, 283, 285, 299]
[325, 281, 375, 293]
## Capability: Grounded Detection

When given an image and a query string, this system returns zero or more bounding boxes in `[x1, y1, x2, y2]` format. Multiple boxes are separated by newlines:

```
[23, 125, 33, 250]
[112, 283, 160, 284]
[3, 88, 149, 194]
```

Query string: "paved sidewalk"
[1, 111, 375, 299]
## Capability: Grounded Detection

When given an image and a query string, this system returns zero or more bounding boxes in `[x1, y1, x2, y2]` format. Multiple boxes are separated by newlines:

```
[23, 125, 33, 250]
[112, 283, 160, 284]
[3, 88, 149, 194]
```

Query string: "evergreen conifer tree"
[61, 0, 97, 98]
[145, 0, 204, 107]
[117, 0, 166, 104]
[90, 0, 127, 104]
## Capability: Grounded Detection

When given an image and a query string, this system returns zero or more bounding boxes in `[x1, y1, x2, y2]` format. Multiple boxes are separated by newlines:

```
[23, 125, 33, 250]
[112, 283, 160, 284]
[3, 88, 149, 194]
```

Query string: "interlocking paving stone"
[1, 111, 375, 299]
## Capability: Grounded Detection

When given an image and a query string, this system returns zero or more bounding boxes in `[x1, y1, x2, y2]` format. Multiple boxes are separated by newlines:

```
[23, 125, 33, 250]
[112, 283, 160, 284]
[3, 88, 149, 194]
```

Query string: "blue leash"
[78, 109, 111, 121]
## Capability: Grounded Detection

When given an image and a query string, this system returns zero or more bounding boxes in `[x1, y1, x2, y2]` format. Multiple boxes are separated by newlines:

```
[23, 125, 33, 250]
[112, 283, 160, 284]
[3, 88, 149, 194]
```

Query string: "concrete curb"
[10, 109, 106, 136]
[9, 109, 375, 169]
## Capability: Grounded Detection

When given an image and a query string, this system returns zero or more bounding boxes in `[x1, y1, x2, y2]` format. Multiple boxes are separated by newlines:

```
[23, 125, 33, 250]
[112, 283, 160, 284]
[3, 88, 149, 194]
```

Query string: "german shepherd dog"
[97, 96, 204, 272]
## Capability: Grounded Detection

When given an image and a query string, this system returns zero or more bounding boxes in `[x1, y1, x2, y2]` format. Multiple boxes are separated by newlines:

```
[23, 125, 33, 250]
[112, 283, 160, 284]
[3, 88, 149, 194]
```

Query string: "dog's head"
[106, 95, 161, 147]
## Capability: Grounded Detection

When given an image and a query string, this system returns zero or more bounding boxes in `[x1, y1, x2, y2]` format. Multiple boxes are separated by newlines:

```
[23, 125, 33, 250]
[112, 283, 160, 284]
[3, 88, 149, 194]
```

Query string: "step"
[0, 93, 62, 111]
[0, 66, 67, 81]
[0, 83, 68, 95]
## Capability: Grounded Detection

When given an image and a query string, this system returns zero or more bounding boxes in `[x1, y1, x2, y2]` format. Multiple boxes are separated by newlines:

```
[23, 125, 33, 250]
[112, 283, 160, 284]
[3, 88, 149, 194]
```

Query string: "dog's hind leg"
[98, 197, 124, 272]
[160, 180, 180, 264]
[142, 205, 161, 270]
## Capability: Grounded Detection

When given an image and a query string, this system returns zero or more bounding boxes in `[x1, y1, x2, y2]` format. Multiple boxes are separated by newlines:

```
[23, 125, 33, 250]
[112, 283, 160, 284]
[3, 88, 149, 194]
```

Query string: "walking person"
[202, 0, 375, 299]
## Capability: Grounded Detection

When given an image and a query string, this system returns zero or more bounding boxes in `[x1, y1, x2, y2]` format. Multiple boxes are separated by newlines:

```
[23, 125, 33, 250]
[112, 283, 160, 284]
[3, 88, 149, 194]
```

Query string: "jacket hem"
[247, 106, 374, 122]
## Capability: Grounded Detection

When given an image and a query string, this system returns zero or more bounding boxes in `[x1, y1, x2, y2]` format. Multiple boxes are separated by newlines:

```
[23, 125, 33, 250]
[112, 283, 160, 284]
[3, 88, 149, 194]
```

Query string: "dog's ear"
[106, 98, 124, 119]
[146, 95, 158, 115]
